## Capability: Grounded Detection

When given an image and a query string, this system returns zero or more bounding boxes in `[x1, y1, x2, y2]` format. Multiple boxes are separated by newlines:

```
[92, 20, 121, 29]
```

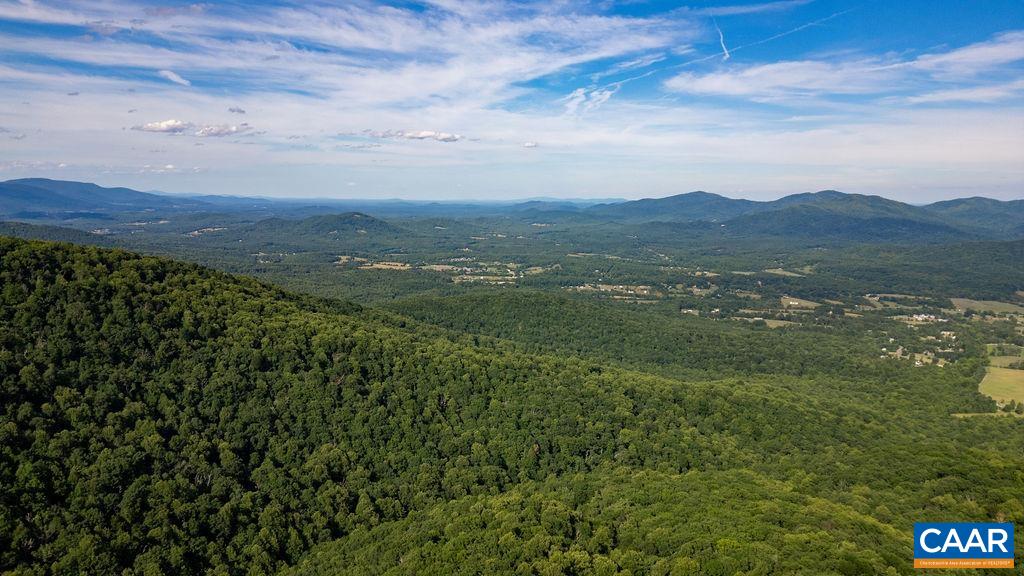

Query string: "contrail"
[714, 19, 731, 61]
[597, 5, 860, 91]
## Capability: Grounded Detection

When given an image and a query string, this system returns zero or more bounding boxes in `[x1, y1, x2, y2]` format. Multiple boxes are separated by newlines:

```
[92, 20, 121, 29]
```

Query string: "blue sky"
[0, 0, 1022, 200]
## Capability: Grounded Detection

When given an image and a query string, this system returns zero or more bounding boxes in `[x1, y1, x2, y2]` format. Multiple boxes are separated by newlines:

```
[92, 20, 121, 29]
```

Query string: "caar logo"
[914, 523, 1014, 569]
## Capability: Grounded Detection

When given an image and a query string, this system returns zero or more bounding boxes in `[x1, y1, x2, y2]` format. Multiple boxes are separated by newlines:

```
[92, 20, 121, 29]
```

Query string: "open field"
[358, 261, 411, 270]
[950, 298, 1024, 314]
[990, 356, 1023, 368]
[979, 367, 1024, 404]
[780, 296, 819, 309]
[764, 268, 804, 277]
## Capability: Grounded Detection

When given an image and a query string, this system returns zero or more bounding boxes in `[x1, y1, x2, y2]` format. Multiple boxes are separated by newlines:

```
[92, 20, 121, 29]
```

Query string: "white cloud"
[228, 106, 246, 114]
[914, 31, 1024, 77]
[665, 60, 895, 98]
[522, 141, 538, 148]
[662, 31, 1024, 104]
[132, 119, 191, 133]
[131, 119, 254, 137]
[157, 70, 191, 86]
[194, 123, 253, 137]
[0, 2, 1020, 199]
[907, 79, 1024, 104]
[365, 129, 462, 142]
[561, 86, 620, 115]
[561, 88, 587, 115]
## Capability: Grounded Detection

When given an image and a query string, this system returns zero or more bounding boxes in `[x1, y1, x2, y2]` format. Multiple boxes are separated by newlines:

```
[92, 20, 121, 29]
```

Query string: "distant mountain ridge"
[0, 178, 206, 217]
[2, 178, 1021, 241]
[587, 191, 761, 222]
[586, 189, 1024, 240]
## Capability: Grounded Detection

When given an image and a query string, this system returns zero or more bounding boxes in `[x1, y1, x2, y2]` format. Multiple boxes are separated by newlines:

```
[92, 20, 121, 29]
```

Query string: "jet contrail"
[714, 19, 731, 61]
[597, 5, 860, 91]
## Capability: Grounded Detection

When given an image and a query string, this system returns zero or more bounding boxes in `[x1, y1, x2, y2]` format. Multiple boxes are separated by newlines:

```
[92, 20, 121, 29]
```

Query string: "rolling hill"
[922, 196, 1024, 234]
[721, 204, 973, 243]
[586, 191, 760, 222]
[250, 212, 405, 237]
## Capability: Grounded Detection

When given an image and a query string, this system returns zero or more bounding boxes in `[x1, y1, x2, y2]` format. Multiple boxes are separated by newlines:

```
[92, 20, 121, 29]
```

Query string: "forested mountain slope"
[1, 238, 1022, 575]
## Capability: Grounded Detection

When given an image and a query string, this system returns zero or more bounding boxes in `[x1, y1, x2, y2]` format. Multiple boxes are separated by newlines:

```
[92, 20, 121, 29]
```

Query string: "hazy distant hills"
[249, 212, 404, 237]
[0, 178, 207, 217]
[580, 189, 1024, 241]
[1, 178, 1022, 242]
[586, 191, 761, 222]
[722, 204, 971, 242]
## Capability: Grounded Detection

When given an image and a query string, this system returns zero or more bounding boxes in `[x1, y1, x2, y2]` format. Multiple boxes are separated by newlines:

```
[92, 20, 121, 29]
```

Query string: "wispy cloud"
[157, 70, 191, 86]
[194, 123, 253, 137]
[665, 29, 1024, 103]
[665, 59, 894, 98]
[0, 1, 1020, 200]
[695, 0, 814, 17]
[907, 79, 1024, 104]
[365, 129, 463, 142]
[913, 31, 1024, 77]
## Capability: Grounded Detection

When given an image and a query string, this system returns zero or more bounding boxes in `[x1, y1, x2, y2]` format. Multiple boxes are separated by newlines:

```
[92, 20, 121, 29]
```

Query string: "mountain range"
[2, 178, 1022, 241]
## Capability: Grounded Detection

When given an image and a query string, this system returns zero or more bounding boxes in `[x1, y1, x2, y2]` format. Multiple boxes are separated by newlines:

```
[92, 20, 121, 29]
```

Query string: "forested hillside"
[1, 238, 1022, 575]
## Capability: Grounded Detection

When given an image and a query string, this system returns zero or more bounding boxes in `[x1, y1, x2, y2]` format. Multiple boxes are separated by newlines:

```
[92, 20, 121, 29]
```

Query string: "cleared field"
[950, 298, 1024, 314]
[358, 261, 411, 270]
[764, 268, 804, 277]
[990, 355, 1023, 368]
[734, 317, 797, 328]
[780, 296, 819, 309]
[979, 367, 1024, 403]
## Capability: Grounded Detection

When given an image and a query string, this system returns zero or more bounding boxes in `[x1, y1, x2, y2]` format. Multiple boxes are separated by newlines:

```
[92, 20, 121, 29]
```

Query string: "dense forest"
[1, 237, 1022, 574]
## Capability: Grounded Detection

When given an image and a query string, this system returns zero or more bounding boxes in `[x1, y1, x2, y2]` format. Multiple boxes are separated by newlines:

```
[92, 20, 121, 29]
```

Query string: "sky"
[0, 0, 1022, 201]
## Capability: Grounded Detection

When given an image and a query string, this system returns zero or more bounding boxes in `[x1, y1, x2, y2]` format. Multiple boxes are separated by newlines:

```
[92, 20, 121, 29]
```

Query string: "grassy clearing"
[979, 367, 1024, 403]
[780, 296, 819, 309]
[990, 356, 1023, 368]
[764, 268, 804, 277]
[950, 298, 1024, 314]
[358, 261, 411, 270]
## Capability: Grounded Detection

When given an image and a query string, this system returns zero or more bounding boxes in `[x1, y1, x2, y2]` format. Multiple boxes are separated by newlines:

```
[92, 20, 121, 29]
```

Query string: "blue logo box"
[914, 523, 1014, 560]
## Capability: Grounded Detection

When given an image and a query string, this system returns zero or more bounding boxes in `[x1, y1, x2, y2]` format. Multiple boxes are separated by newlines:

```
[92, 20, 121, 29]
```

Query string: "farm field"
[990, 355, 1023, 368]
[980, 367, 1024, 404]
